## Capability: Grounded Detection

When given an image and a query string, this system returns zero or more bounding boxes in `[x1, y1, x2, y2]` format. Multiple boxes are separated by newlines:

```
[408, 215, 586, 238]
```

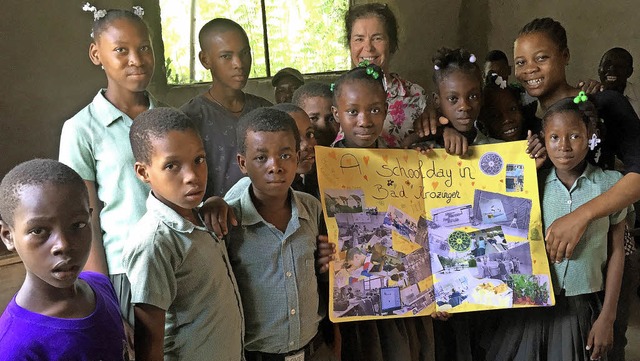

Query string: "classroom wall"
[2, 0, 640, 191]
[485, 0, 640, 86]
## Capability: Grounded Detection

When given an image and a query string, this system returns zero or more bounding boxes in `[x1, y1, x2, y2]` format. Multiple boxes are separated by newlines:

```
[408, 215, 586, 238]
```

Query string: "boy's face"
[135, 130, 207, 219]
[332, 80, 387, 148]
[275, 76, 303, 104]
[301, 96, 339, 147]
[435, 71, 482, 133]
[598, 51, 633, 93]
[199, 30, 251, 91]
[238, 130, 298, 200]
[543, 111, 590, 175]
[290, 111, 317, 175]
[0, 183, 91, 291]
[89, 18, 155, 93]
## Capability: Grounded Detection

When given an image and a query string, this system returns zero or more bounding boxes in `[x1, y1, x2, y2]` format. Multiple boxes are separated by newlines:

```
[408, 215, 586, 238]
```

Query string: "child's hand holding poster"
[316, 141, 554, 322]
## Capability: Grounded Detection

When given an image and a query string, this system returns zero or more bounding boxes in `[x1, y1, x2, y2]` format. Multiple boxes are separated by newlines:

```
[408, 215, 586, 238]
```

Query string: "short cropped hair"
[0, 159, 87, 226]
[272, 103, 306, 116]
[485, 50, 509, 63]
[600, 47, 633, 68]
[130, 108, 200, 164]
[292, 82, 333, 107]
[432, 47, 482, 87]
[198, 18, 249, 52]
[236, 108, 301, 155]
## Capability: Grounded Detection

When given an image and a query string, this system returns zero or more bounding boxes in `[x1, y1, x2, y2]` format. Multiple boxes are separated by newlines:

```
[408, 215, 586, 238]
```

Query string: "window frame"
[163, 0, 353, 85]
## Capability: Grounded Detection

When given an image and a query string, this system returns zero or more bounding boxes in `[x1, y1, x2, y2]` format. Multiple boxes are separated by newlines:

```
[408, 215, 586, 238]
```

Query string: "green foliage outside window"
[160, 0, 351, 85]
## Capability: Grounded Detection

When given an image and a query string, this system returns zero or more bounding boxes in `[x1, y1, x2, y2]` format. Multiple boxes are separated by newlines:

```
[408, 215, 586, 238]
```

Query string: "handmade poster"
[316, 141, 554, 323]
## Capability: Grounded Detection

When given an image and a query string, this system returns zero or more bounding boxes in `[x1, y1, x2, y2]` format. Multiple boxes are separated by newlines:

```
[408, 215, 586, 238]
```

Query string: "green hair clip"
[573, 91, 588, 104]
[358, 60, 380, 80]
[330, 83, 335, 92]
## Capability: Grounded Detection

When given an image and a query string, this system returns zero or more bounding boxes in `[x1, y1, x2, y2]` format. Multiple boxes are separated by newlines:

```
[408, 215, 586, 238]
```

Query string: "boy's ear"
[0, 221, 15, 252]
[134, 162, 151, 183]
[89, 43, 101, 66]
[237, 153, 248, 175]
[331, 106, 340, 125]
[198, 50, 211, 70]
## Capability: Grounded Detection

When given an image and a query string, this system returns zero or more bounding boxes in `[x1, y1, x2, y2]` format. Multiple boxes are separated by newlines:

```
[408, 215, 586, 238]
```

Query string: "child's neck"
[103, 86, 149, 120]
[208, 84, 245, 114]
[538, 83, 578, 112]
[555, 159, 588, 190]
[17, 275, 95, 318]
[249, 187, 292, 233]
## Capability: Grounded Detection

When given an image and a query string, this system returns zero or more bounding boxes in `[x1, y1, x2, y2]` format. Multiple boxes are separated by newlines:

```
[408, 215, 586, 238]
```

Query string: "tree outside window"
[160, 0, 351, 85]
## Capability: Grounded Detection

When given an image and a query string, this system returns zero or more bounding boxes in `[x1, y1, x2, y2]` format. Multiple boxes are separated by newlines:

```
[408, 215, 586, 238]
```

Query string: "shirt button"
[289, 341, 294, 346]
[567, 200, 572, 204]
[290, 309, 296, 315]
[286, 272, 292, 277]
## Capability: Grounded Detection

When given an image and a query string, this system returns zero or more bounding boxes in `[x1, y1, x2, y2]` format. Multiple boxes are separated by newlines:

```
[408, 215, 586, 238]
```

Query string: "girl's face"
[289, 110, 317, 175]
[514, 32, 569, 100]
[480, 89, 524, 142]
[349, 16, 391, 74]
[435, 71, 482, 133]
[332, 80, 387, 148]
[89, 18, 154, 93]
[543, 111, 590, 175]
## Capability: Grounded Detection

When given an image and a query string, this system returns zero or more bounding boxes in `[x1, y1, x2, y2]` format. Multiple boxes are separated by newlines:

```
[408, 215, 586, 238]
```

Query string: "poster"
[316, 141, 554, 323]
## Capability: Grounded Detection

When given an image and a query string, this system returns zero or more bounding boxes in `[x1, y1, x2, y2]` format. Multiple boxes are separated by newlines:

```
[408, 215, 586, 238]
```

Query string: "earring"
[588, 134, 601, 151]
[101, 65, 104, 70]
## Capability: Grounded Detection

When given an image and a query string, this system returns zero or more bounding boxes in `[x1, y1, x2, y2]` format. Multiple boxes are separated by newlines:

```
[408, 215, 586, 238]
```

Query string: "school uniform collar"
[546, 162, 598, 189]
[93, 88, 158, 127]
[238, 184, 310, 227]
[146, 191, 206, 234]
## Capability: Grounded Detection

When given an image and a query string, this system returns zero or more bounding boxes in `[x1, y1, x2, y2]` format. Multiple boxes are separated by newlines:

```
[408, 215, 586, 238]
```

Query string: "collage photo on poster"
[429, 188, 551, 311]
[327, 188, 436, 318]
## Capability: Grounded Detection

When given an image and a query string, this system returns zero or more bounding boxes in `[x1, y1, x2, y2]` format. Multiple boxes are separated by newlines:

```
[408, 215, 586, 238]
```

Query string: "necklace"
[208, 87, 245, 114]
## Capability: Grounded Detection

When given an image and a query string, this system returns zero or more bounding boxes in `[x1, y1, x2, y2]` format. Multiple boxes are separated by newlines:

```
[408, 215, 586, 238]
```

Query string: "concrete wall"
[485, 0, 640, 85]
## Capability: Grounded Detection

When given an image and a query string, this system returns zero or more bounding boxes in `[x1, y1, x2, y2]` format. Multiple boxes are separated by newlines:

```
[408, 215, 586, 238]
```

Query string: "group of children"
[0, 3, 639, 361]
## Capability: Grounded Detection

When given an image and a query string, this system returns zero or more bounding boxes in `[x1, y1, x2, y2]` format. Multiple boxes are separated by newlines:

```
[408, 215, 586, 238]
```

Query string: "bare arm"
[134, 303, 166, 361]
[586, 220, 625, 359]
[546, 172, 640, 262]
[84, 180, 108, 275]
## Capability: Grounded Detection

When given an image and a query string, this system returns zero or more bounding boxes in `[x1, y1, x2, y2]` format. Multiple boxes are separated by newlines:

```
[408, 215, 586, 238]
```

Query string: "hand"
[431, 311, 452, 321]
[526, 130, 547, 168]
[586, 317, 614, 360]
[442, 126, 467, 156]
[315, 235, 336, 273]
[545, 209, 589, 263]
[412, 103, 450, 138]
[577, 79, 604, 94]
[200, 196, 237, 238]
